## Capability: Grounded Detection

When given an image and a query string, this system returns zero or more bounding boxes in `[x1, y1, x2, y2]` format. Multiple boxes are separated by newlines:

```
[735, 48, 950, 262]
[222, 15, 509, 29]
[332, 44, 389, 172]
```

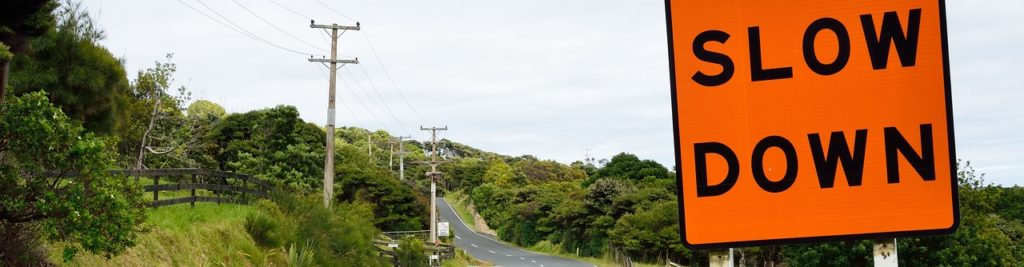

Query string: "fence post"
[217, 172, 222, 205]
[153, 175, 159, 207]
[191, 173, 197, 208]
[242, 175, 248, 203]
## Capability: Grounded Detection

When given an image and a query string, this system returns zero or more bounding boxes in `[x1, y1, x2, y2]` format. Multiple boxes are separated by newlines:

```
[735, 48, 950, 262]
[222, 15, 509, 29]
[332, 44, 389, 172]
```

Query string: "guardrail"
[60, 168, 272, 208]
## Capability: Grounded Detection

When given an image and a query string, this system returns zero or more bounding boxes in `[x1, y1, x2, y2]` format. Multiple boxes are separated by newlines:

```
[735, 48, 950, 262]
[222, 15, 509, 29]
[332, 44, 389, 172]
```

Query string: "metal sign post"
[873, 239, 899, 267]
[709, 249, 733, 267]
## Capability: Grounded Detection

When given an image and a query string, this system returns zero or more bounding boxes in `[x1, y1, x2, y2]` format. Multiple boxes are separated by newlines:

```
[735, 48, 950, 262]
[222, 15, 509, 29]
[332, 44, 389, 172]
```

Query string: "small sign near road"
[666, 0, 958, 249]
[438, 221, 450, 237]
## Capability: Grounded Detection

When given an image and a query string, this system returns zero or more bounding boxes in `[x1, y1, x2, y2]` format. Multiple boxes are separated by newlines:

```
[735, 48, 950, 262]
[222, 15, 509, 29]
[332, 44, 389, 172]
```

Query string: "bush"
[247, 192, 387, 267]
[244, 212, 281, 248]
[395, 237, 428, 267]
[0, 91, 146, 262]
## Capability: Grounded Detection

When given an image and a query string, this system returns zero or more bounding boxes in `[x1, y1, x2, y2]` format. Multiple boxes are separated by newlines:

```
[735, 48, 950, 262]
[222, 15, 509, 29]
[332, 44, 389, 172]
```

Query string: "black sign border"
[664, 0, 960, 250]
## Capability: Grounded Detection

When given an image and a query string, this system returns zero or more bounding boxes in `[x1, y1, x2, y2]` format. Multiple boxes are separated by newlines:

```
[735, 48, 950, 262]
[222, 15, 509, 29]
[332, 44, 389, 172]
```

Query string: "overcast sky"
[81, 0, 1021, 186]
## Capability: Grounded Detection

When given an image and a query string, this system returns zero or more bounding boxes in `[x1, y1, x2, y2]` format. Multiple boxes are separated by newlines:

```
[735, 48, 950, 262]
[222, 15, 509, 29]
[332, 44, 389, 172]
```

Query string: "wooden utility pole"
[420, 126, 447, 245]
[396, 135, 411, 180]
[309, 20, 359, 208]
[388, 138, 396, 169]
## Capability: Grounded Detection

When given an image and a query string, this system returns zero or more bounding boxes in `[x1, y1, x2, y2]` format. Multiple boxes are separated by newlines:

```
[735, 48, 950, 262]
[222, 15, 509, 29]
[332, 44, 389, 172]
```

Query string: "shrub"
[395, 237, 428, 267]
[0, 91, 146, 262]
[244, 212, 281, 248]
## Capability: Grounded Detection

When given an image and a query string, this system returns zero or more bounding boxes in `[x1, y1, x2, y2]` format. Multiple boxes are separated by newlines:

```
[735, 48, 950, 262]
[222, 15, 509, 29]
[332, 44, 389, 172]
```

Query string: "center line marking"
[471, 244, 478, 248]
[489, 250, 496, 254]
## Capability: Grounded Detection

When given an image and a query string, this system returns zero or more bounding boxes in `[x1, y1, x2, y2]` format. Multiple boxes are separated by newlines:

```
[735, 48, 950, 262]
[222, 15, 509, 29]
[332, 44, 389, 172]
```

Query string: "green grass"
[52, 203, 286, 266]
[443, 190, 478, 232]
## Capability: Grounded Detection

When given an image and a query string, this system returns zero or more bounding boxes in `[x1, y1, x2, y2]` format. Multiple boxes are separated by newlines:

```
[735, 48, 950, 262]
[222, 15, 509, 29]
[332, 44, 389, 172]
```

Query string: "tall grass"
[53, 203, 284, 266]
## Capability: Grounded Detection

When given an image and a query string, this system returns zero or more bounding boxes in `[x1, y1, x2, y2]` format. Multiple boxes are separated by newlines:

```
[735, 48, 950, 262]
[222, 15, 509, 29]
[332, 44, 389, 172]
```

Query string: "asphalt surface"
[437, 198, 593, 267]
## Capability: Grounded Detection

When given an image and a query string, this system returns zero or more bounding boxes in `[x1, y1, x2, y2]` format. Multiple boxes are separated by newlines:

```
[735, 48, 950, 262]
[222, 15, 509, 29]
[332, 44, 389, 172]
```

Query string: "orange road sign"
[666, 0, 957, 249]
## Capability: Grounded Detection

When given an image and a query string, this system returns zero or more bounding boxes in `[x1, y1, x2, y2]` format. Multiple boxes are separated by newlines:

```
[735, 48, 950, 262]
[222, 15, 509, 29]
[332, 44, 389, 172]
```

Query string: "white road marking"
[506, 254, 513, 257]
[489, 250, 496, 254]
[471, 244, 478, 248]
[531, 260, 537, 263]
[455, 235, 461, 239]
[520, 257, 526, 260]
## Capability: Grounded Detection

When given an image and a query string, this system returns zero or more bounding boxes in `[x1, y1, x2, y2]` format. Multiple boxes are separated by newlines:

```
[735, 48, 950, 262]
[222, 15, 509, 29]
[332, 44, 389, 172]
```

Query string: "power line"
[311, 0, 358, 22]
[257, 0, 428, 127]
[338, 74, 391, 132]
[353, 65, 416, 130]
[179, 0, 311, 55]
[343, 68, 410, 136]
[316, 64, 364, 128]
[265, 0, 331, 43]
[267, 0, 309, 19]
[360, 30, 432, 124]
[230, 0, 327, 53]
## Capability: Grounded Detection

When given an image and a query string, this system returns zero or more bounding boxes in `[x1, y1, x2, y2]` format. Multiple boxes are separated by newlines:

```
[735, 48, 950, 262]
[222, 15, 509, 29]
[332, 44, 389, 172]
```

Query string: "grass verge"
[51, 203, 284, 266]
[443, 190, 478, 232]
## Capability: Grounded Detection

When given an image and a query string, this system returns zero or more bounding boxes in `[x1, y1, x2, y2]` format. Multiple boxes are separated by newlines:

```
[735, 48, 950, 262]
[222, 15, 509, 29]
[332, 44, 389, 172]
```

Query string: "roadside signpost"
[664, 0, 957, 263]
[438, 221, 450, 237]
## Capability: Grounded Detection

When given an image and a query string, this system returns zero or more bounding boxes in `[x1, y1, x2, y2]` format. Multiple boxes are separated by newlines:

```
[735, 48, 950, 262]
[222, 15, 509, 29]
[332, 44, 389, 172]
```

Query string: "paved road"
[437, 198, 593, 267]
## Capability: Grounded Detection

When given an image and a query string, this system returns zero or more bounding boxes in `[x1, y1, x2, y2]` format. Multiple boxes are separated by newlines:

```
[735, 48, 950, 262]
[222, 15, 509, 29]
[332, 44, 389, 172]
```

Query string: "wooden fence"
[62, 168, 272, 208]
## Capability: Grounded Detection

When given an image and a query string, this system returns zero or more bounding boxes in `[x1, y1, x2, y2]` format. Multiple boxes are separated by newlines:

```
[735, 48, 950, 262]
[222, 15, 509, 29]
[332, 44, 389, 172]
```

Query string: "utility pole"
[389, 139, 395, 169]
[420, 126, 448, 245]
[368, 135, 373, 161]
[396, 135, 411, 180]
[309, 20, 359, 208]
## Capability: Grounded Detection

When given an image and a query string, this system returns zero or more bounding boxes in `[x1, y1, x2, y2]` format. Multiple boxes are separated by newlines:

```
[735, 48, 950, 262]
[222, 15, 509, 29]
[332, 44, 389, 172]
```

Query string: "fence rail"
[56, 168, 272, 208]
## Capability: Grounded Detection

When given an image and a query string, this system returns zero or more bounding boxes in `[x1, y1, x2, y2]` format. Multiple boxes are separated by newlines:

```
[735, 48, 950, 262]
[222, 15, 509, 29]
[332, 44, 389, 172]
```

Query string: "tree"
[127, 55, 209, 169]
[187, 100, 226, 122]
[0, 0, 56, 103]
[0, 92, 145, 264]
[484, 160, 518, 187]
[584, 152, 669, 186]
[609, 200, 689, 264]
[9, 1, 129, 133]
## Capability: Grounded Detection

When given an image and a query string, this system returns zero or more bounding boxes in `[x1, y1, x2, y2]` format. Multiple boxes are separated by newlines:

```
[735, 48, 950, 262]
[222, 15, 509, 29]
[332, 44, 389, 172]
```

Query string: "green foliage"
[608, 200, 688, 263]
[215, 106, 325, 191]
[395, 237, 429, 267]
[484, 160, 518, 187]
[464, 153, 695, 263]
[287, 241, 316, 267]
[334, 144, 428, 231]
[0, 0, 57, 53]
[0, 91, 145, 263]
[9, 1, 129, 133]
[584, 153, 669, 186]
[244, 211, 282, 248]
[0, 43, 11, 62]
[244, 193, 386, 267]
[187, 99, 225, 121]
